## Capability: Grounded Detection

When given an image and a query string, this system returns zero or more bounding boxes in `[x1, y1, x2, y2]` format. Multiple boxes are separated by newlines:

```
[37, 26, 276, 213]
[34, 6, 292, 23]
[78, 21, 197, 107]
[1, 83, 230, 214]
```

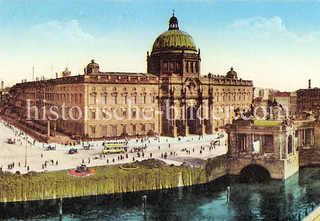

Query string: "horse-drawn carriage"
[43, 144, 56, 151]
[6, 138, 15, 144]
[68, 148, 78, 154]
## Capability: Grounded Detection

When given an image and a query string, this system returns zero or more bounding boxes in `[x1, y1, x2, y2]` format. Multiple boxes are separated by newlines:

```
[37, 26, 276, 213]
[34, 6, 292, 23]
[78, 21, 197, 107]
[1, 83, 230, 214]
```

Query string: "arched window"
[149, 94, 155, 104]
[288, 135, 293, 154]
[132, 124, 136, 134]
[111, 93, 118, 105]
[141, 93, 146, 104]
[101, 92, 107, 105]
[89, 92, 97, 105]
[131, 93, 137, 104]
[122, 93, 127, 104]
[79, 94, 83, 104]
[75, 94, 78, 104]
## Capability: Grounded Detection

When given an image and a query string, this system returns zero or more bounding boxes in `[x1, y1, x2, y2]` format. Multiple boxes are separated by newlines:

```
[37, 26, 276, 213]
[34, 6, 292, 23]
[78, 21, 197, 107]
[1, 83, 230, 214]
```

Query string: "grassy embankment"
[0, 156, 228, 203]
[0, 159, 203, 202]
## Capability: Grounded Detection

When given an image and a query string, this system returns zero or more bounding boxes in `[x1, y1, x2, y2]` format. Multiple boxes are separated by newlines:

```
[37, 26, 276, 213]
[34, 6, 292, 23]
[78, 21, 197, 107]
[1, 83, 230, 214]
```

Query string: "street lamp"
[25, 143, 27, 168]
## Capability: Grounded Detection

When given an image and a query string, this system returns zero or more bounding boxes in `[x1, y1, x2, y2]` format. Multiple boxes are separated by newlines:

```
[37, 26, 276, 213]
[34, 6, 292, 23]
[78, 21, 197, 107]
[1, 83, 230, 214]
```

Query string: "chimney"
[309, 79, 311, 89]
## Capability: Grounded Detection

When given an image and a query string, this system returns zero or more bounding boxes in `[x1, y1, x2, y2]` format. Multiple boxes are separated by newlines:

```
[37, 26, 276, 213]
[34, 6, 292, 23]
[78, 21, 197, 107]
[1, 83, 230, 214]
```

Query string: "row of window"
[89, 123, 156, 136]
[59, 86, 81, 92]
[56, 93, 83, 104]
[214, 92, 251, 102]
[185, 61, 198, 73]
[90, 93, 156, 105]
[91, 108, 155, 120]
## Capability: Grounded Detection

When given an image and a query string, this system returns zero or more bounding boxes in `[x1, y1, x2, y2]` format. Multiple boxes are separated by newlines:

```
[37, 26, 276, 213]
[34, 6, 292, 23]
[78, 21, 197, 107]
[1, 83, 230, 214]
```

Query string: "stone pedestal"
[173, 125, 178, 137]
[200, 124, 206, 136]
[184, 125, 189, 136]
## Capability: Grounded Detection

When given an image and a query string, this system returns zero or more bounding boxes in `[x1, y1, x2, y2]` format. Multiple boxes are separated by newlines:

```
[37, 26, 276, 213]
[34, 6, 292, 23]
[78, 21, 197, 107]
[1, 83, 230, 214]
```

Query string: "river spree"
[1, 167, 320, 220]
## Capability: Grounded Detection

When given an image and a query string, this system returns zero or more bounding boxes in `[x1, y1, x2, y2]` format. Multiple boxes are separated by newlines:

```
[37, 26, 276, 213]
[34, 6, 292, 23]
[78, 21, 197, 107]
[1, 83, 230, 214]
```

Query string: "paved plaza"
[0, 119, 227, 174]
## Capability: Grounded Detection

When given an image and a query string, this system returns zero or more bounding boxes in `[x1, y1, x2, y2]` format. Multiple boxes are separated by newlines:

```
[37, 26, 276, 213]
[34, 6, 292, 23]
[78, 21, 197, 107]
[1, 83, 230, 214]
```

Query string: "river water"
[1, 167, 320, 221]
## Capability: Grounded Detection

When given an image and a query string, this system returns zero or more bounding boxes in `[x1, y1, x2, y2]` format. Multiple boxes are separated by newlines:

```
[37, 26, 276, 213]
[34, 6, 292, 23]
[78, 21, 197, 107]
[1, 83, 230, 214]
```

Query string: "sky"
[1, 1, 320, 91]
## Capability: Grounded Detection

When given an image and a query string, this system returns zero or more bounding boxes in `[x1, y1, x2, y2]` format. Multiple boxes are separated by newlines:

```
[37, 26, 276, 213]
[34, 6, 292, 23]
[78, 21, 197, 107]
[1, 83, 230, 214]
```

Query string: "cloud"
[0, 19, 150, 86]
[26, 20, 98, 55]
[31, 19, 95, 42]
[200, 16, 320, 91]
[230, 17, 285, 32]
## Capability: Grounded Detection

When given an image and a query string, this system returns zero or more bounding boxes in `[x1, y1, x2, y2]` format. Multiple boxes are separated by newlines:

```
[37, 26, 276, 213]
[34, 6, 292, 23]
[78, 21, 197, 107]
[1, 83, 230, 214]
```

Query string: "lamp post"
[25, 143, 27, 168]
[0, 81, 3, 103]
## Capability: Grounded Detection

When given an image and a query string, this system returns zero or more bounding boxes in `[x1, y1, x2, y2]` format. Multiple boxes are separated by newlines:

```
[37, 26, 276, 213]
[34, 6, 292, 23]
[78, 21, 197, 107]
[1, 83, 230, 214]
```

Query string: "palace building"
[5, 13, 253, 140]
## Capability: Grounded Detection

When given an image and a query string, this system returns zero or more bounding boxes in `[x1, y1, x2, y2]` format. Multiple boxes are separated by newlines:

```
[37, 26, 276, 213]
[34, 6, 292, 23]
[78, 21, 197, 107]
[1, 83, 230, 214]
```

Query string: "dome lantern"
[169, 9, 179, 30]
[85, 59, 100, 75]
[226, 67, 238, 79]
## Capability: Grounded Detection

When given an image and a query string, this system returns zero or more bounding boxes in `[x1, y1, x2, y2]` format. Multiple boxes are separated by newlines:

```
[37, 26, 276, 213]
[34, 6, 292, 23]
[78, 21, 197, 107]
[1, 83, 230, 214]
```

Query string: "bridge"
[226, 119, 300, 180]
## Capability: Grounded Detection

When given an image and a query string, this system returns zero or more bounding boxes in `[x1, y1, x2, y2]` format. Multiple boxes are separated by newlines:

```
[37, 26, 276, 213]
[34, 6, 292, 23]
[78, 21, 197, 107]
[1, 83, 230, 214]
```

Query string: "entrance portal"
[187, 106, 197, 134]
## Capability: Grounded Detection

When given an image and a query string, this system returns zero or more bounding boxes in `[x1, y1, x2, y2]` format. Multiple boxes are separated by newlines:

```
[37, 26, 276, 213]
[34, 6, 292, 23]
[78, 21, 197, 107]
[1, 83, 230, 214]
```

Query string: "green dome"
[151, 30, 197, 54]
[151, 13, 197, 54]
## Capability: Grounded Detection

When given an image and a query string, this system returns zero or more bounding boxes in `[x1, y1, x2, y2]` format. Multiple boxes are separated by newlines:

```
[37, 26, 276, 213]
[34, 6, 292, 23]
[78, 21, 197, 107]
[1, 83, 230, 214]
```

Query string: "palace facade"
[5, 13, 253, 139]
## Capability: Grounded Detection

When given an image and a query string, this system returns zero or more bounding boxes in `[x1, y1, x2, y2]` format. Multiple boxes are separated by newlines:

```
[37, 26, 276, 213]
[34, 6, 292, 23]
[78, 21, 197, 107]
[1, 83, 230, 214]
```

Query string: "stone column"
[183, 102, 189, 136]
[201, 124, 206, 136]
[173, 125, 178, 137]
[207, 99, 213, 134]
[47, 120, 50, 137]
[247, 133, 254, 152]
[273, 132, 281, 159]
